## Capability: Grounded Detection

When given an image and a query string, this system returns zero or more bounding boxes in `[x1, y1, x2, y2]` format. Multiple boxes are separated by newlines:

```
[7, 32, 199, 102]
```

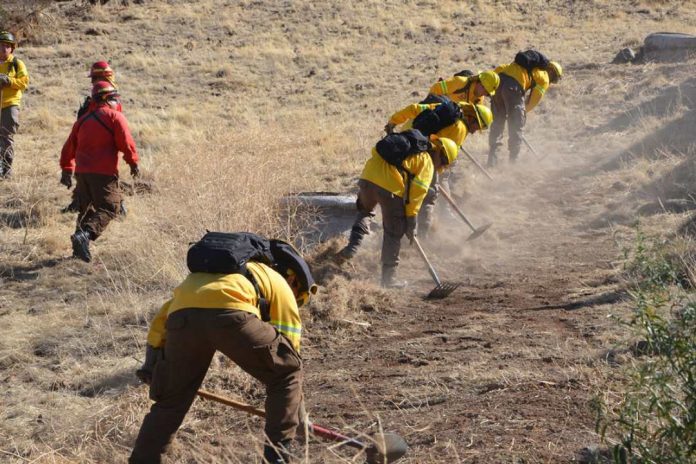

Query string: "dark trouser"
[0, 105, 19, 176]
[418, 170, 441, 237]
[75, 173, 122, 240]
[130, 309, 303, 464]
[488, 74, 526, 166]
[346, 179, 406, 268]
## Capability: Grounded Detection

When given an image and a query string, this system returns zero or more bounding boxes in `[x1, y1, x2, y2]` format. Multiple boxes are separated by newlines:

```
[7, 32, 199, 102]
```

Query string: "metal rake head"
[466, 223, 493, 242]
[425, 281, 461, 299]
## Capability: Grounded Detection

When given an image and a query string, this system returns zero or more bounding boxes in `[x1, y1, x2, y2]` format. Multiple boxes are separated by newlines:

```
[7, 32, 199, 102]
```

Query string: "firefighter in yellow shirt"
[339, 136, 459, 288]
[130, 235, 317, 464]
[0, 31, 29, 178]
[487, 51, 562, 167]
[426, 70, 500, 105]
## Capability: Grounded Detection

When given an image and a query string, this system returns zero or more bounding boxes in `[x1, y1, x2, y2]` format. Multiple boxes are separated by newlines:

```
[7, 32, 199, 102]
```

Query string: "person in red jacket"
[63, 61, 124, 214]
[59, 81, 139, 262]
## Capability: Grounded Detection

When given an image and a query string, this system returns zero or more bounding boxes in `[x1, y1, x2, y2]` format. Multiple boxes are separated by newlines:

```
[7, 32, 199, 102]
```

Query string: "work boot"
[119, 200, 128, 218]
[338, 225, 367, 261]
[263, 439, 293, 463]
[381, 265, 407, 289]
[487, 154, 498, 168]
[71, 230, 92, 263]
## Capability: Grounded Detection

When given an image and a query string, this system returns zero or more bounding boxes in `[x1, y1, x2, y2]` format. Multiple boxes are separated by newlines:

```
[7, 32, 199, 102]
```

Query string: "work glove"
[130, 164, 140, 178]
[405, 216, 417, 243]
[59, 170, 73, 189]
[135, 345, 162, 385]
[0, 74, 10, 87]
[384, 122, 396, 135]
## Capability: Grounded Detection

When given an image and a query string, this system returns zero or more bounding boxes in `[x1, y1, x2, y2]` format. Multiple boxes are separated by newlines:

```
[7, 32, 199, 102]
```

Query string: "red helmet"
[92, 81, 119, 100]
[88, 61, 114, 79]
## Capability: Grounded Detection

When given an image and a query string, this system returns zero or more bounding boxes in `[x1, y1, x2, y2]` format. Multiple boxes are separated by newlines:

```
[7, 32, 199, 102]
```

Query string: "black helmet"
[0, 31, 16, 47]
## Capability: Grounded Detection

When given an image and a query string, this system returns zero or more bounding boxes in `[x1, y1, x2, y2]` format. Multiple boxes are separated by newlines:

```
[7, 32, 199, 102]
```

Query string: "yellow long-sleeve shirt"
[428, 76, 484, 105]
[360, 147, 434, 217]
[0, 54, 29, 109]
[387, 103, 468, 147]
[495, 62, 550, 113]
[146, 262, 302, 352]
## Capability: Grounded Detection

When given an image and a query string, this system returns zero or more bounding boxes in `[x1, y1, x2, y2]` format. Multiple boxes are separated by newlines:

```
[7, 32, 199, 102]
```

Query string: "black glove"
[60, 170, 73, 189]
[405, 216, 417, 243]
[384, 123, 396, 135]
[130, 164, 140, 178]
[0, 74, 10, 87]
[135, 345, 162, 385]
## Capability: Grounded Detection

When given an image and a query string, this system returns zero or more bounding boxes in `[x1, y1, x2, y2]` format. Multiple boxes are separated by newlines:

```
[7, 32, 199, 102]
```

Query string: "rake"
[411, 237, 460, 299]
[439, 188, 492, 241]
[196, 389, 409, 464]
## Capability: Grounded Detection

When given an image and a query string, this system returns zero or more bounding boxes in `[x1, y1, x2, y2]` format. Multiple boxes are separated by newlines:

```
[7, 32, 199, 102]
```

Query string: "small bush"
[597, 232, 696, 464]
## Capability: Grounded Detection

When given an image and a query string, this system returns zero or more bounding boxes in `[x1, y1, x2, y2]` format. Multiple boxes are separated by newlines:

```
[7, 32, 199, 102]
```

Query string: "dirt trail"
[303, 149, 629, 462]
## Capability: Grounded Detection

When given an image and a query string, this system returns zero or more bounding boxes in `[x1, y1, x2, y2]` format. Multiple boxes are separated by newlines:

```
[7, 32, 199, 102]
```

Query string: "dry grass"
[1, 0, 696, 462]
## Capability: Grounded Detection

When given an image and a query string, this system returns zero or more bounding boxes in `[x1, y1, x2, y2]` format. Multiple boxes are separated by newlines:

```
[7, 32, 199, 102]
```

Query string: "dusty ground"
[1, 0, 696, 463]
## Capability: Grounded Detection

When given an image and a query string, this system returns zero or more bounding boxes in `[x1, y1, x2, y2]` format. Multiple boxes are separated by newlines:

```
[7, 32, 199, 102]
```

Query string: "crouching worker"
[338, 132, 459, 288]
[59, 81, 139, 262]
[130, 232, 318, 464]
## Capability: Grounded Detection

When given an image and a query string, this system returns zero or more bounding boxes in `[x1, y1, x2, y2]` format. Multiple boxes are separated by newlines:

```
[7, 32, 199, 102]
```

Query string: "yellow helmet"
[478, 71, 500, 96]
[547, 61, 563, 83]
[435, 137, 459, 166]
[473, 104, 493, 131]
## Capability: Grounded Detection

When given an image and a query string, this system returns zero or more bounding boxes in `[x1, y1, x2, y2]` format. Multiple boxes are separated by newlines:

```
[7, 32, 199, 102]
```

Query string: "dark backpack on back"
[375, 129, 431, 168]
[514, 50, 550, 73]
[76, 96, 92, 120]
[412, 97, 462, 137]
[186, 231, 316, 319]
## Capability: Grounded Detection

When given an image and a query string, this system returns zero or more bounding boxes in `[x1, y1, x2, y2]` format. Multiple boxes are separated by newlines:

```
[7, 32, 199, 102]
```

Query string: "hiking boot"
[263, 439, 293, 463]
[337, 244, 358, 261]
[61, 199, 79, 214]
[381, 265, 407, 289]
[119, 200, 127, 217]
[71, 231, 92, 263]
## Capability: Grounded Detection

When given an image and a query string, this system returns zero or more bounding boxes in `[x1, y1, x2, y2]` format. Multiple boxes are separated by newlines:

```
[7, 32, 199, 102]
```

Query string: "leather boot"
[71, 230, 92, 263]
[263, 439, 293, 463]
[338, 225, 367, 260]
[381, 265, 407, 289]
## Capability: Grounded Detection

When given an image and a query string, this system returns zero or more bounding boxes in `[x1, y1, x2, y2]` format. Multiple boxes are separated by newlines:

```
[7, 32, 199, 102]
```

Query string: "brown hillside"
[1, 0, 696, 462]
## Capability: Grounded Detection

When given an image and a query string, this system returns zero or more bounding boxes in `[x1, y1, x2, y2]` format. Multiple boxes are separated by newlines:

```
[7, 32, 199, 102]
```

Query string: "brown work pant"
[0, 105, 19, 175]
[350, 179, 407, 268]
[129, 309, 303, 464]
[74, 173, 121, 240]
[488, 74, 526, 165]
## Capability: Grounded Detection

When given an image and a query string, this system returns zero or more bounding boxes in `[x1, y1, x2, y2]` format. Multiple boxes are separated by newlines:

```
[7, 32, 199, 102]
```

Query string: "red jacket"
[60, 103, 138, 176]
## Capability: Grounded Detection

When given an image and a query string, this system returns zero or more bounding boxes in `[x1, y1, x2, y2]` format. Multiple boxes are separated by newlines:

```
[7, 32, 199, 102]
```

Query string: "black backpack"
[375, 129, 431, 168]
[186, 231, 316, 319]
[411, 97, 462, 137]
[514, 50, 550, 73]
[76, 96, 92, 120]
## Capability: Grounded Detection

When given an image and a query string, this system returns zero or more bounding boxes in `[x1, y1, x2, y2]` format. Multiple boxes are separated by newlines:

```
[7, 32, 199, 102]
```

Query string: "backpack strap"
[76, 109, 115, 136]
[243, 266, 271, 322]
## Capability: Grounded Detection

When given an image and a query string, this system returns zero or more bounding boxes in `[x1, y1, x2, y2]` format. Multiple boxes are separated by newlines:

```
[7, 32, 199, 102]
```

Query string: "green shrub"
[597, 233, 696, 464]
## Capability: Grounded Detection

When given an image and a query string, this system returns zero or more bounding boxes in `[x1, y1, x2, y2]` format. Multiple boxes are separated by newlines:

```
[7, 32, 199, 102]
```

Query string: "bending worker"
[339, 135, 460, 288]
[488, 52, 562, 167]
[130, 234, 317, 464]
[425, 70, 499, 105]
[385, 99, 493, 237]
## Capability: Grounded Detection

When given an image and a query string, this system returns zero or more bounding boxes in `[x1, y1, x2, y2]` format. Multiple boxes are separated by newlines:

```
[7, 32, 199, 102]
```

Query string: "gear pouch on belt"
[253, 334, 302, 375]
[148, 356, 167, 402]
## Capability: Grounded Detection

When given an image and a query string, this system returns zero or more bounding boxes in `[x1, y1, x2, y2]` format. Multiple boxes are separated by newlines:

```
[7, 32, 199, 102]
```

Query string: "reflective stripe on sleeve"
[439, 80, 448, 94]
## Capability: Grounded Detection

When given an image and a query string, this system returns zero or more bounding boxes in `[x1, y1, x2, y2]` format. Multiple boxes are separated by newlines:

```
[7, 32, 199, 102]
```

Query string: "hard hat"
[547, 61, 563, 83]
[473, 104, 493, 130]
[89, 61, 115, 79]
[435, 137, 459, 165]
[0, 31, 16, 48]
[91, 81, 119, 100]
[478, 71, 500, 96]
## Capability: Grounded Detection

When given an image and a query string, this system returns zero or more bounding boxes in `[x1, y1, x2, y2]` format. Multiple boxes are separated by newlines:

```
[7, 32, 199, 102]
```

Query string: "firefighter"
[59, 81, 139, 262]
[425, 70, 500, 105]
[0, 31, 29, 178]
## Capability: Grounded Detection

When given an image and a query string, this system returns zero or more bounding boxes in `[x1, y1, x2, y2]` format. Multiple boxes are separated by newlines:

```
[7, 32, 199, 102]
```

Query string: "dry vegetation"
[1, 0, 696, 462]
